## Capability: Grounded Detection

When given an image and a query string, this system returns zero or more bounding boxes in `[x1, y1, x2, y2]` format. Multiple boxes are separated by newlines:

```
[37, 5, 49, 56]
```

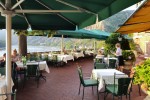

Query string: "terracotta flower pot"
[124, 60, 133, 66]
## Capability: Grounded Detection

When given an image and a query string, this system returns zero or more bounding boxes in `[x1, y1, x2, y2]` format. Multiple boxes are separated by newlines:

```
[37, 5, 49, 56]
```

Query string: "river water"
[0, 45, 60, 57]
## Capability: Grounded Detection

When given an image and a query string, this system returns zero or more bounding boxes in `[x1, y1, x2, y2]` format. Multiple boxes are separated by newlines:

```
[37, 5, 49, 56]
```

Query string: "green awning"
[55, 29, 110, 40]
[90, 29, 110, 37]
[0, 0, 142, 30]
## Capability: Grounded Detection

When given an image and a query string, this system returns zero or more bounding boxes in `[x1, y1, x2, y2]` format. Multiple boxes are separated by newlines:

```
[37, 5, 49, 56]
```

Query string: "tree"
[104, 33, 130, 55]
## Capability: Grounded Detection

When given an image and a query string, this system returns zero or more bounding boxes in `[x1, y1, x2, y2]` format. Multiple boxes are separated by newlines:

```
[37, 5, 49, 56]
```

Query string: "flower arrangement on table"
[134, 58, 150, 95]
[21, 56, 27, 66]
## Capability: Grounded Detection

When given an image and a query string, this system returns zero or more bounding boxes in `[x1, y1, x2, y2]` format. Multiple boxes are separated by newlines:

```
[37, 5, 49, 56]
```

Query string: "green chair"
[51, 55, 58, 67]
[52, 55, 64, 67]
[94, 63, 107, 69]
[25, 64, 40, 88]
[108, 59, 117, 69]
[104, 73, 132, 100]
[0, 67, 5, 75]
[77, 67, 99, 100]
[0, 89, 17, 100]
[94, 58, 104, 63]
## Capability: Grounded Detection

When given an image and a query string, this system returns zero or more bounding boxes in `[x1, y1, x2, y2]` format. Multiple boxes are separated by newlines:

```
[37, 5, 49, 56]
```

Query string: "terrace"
[14, 56, 147, 100]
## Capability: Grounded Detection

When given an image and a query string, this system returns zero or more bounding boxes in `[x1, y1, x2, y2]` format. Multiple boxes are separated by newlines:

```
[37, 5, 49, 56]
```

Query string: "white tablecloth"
[92, 69, 128, 91]
[48, 54, 74, 63]
[41, 53, 48, 59]
[72, 52, 84, 58]
[85, 51, 94, 55]
[0, 76, 14, 100]
[95, 55, 104, 59]
[57, 55, 74, 63]
[16, 61, 50, 73]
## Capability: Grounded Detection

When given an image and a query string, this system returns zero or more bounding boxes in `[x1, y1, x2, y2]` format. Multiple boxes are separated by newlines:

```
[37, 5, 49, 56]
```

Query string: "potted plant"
[134, 58, 150, 95]
[122, 50, 136, 66]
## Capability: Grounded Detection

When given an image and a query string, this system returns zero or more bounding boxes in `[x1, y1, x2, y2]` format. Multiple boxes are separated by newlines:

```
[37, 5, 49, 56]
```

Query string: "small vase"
[23, 61, 26, 66]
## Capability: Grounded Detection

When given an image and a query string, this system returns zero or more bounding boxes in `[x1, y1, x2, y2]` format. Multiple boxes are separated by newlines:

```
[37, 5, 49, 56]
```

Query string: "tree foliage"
[104, 33, 130, 55]
[14, 30, 56, 37]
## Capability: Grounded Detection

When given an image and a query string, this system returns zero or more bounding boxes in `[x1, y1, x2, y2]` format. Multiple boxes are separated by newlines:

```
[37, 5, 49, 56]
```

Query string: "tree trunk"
[18, 34, 27, 56]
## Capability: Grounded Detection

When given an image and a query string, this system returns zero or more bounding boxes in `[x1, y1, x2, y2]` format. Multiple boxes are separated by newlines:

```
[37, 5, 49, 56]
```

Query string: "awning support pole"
[6, 14, 12, 100]
[5, 0, 12, 100]
[61, 35, 64, 54]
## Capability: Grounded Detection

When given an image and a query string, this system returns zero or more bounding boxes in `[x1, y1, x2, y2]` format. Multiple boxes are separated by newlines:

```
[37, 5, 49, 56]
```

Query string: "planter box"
[124, 60, 133, 70]
[124, 60, 133, 66]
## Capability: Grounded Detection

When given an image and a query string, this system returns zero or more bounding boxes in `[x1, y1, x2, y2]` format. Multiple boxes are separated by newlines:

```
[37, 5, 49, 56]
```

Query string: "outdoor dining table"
[72, 52, 84, 58]
[16, 61, 50, 73]
[48, 54, 74, 63]
[85, 50, 94, 56]
[57, 54, 74, 63]
[91, 69, 128, 91]
[0, 76, 14, 100]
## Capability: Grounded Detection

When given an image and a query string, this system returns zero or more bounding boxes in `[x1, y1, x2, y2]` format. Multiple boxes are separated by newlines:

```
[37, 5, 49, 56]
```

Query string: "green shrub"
[122, 50, 136, 62]
[134, 59, 150, 93]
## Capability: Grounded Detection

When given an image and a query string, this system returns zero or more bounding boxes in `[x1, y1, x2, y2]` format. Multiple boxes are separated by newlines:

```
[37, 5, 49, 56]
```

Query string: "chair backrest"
[0, 67, 5, 75]
[114, 73, 132, 95]
[77, 67, 85, 85]
[26, 64, 39, 77]
[117, 78, 132, 95]
[52, 55, 58, 61]
[94, 63, 106, 69]
[94, 58, 104, 63]
[12, 62, 18, 81]
[109, 59, 117, 68]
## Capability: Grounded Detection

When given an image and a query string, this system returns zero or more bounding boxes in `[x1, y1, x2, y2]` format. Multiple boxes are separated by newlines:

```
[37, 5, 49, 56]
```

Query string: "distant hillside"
[85, 10, 134, 32]
[0, 33, 97, 49]
[103, 10, 134, 32]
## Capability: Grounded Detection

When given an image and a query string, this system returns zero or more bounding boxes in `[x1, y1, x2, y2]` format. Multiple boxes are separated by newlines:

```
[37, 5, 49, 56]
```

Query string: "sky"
[124, 1, 145, 11]
[124, 4, 137, 11]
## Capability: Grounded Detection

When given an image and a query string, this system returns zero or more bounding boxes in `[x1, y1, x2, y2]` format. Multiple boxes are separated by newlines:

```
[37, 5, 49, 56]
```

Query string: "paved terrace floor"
[16, 57, 147, 100]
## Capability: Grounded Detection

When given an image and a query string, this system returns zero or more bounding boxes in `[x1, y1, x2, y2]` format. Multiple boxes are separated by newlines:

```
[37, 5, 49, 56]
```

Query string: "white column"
[5, 1, 13, 99]
[6, 14, 12, 100]
[61, 35, 64, 54]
